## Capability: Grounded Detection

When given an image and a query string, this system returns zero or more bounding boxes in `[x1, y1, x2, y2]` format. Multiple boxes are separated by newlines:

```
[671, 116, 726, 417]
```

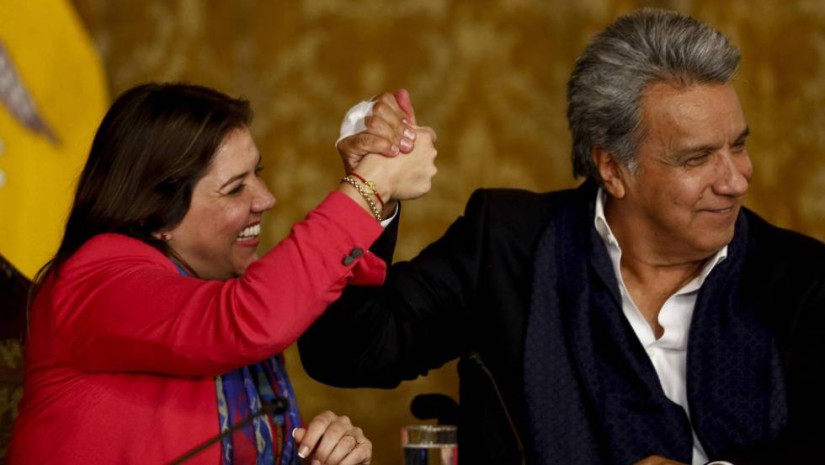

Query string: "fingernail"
[311, 460, 321, 465]
[299, 446, 310, 458]
[403, 128, 416, 140]
[402, 118, 410, 125]
[400, 139, 412, 151]
[291, 428, 297, 439]
[391, 144, 400, 154]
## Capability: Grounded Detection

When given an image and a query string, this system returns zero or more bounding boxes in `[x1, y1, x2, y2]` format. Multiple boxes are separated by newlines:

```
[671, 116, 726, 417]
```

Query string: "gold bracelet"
[348, 172, 385, 209]
[341, 176, 383, 222]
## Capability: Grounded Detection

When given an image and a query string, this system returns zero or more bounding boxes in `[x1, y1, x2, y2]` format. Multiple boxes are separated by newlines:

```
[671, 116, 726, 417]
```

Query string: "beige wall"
[69, 1, 825, 463]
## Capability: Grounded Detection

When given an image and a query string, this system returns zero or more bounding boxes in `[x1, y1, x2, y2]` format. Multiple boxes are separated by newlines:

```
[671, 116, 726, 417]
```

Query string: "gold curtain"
[66, 1, 825, 463]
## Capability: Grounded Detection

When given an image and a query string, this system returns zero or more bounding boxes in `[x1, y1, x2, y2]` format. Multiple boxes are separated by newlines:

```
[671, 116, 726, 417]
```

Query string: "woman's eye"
[228, 184, 245, 196]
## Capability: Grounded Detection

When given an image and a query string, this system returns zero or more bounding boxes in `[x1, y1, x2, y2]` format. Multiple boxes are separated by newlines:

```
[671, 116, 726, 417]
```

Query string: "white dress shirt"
[593, 189, 730, 465]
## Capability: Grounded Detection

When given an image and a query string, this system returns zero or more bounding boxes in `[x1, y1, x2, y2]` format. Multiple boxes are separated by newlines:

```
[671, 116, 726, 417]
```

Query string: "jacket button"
[351, 247, 364, 258]
[343, 255, 355, 266]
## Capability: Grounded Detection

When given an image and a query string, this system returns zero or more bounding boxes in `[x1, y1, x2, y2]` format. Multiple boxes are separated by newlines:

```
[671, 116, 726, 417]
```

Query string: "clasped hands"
[336, 89, 438, 217]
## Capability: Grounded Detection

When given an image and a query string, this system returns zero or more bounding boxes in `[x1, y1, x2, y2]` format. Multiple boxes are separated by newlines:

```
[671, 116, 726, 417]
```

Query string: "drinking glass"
[401, 425, 458, 465]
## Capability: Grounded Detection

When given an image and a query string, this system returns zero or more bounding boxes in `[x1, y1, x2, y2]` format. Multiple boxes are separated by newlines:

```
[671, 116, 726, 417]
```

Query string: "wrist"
[381, 199, 399, 220]
[340, 175, 383, 222]
[349, 171, 387, 209]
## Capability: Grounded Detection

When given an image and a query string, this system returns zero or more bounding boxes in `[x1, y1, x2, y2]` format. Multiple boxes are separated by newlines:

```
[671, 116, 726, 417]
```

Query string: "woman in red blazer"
[7, 83, 436, 465]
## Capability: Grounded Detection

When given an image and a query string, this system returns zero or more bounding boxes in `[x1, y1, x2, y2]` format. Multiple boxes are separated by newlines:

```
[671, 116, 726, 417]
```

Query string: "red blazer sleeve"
[44, 192, 386, 376]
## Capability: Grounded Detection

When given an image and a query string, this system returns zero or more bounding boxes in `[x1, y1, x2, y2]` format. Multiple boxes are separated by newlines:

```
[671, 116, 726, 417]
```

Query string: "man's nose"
[714, 151, 751, 197]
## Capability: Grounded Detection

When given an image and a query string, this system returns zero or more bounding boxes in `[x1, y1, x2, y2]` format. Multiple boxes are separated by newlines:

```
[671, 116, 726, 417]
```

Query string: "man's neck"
[620, 253, 704, 338]
[602, 196, 715, 337]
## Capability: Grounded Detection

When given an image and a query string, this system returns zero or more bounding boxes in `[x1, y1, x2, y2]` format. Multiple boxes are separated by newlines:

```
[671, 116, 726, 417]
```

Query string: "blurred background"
[3, 0, 825, 463]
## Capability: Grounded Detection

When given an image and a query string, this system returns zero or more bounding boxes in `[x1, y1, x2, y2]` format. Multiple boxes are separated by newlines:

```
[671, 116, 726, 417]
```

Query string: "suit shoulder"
[457, 187, 579, 249]
[744, 209, 825, 274]
[465, 187, 577, 222]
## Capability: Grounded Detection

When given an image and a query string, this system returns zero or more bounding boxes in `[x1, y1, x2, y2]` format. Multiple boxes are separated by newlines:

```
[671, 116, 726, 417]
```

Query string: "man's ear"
[592, 146, 626, 199]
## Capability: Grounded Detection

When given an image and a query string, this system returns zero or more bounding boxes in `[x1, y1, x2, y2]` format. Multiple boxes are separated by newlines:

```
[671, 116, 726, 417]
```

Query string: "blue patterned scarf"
[216, 355, 302, 465]
[173, 262, 303, 465]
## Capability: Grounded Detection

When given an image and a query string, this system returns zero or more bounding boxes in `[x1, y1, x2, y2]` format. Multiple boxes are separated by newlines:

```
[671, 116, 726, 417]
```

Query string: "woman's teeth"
[237, 223, 260, 240]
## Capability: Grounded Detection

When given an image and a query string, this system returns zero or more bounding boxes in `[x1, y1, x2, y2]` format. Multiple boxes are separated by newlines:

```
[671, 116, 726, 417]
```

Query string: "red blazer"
[7, 192, 385, 464]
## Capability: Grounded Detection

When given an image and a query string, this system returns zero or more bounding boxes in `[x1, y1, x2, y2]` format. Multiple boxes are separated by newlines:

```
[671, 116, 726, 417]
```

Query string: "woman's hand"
[633, 455, 689, 465]
[334, 90, 435, 218]
[292, 410, 372, 465]
[336, 89, 417, 172]
[355, 125, 438, 202]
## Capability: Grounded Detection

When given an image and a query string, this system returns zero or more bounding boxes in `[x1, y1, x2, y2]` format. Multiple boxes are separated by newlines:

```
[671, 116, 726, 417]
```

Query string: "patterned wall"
[64, 0, 825, 463]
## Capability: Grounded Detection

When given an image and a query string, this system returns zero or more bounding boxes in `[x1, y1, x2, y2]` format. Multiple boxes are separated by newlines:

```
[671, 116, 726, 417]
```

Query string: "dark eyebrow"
[219, 173, 246, 190]
[671, 144, 716, 161]
[218, 155, 262, 191]
[671, 126, 750, 160]
[733, 126, 750, 145]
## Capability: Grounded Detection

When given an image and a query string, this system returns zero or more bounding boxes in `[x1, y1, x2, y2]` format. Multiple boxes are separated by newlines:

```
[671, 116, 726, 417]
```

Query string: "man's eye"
[684, 152, 711, 167]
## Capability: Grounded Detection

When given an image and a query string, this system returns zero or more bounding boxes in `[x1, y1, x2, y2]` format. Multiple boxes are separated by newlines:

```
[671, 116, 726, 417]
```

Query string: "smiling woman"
[6, 83, 437, 465]
[159, 127, 277, 280]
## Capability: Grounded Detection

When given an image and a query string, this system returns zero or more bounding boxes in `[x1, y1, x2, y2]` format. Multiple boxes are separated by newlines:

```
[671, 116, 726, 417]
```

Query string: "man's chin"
[696, 229, 736, 258]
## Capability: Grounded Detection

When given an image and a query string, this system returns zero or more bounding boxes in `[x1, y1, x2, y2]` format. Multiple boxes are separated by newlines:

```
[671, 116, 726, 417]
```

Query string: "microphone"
[169, 397, 289, 464]
[466, 351, 526, 465]
[410, 393, 460, 425]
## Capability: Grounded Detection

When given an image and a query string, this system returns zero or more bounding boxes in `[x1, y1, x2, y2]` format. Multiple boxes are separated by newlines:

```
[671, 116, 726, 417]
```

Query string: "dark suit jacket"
[299, 184, 825, 464]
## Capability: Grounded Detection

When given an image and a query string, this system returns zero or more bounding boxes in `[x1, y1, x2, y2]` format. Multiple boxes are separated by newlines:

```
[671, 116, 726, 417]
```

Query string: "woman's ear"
[592, 146, 627, 199]
[151, 231, 172, 242]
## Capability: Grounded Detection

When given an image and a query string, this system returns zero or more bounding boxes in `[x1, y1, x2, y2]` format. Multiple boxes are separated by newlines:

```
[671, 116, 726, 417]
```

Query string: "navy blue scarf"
[523, 182, 787, 464]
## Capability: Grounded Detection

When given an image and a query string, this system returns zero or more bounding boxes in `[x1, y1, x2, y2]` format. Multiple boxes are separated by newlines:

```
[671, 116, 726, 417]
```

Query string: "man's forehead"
[639, 82, 746, 145]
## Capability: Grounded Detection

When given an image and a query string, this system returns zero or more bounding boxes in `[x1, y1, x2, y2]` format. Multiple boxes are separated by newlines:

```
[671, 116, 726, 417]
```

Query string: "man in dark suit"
[300, 8, 825, 465]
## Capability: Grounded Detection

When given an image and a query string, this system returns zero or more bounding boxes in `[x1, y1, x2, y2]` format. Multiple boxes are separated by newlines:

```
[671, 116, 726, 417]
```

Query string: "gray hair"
[567, 8, 740, 180]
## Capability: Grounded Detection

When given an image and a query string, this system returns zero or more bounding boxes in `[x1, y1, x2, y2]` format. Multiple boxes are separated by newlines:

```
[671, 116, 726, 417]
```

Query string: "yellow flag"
[0, 0, 108, 278]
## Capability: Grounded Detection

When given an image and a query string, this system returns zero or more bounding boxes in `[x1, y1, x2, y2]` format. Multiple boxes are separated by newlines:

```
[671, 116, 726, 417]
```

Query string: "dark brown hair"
[34, 82, 252, 288]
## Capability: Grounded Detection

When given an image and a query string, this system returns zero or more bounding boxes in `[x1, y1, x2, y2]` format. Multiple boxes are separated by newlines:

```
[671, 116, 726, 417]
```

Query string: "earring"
[161, 233, 171, 242]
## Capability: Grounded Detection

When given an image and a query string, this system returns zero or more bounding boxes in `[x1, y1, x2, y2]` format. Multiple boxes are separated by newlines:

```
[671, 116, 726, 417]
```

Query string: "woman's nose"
[252, 179, 276, 212]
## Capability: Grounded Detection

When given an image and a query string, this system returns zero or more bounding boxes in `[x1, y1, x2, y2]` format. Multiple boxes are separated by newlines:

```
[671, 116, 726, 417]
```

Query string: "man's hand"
[336, 89, 417, 172]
